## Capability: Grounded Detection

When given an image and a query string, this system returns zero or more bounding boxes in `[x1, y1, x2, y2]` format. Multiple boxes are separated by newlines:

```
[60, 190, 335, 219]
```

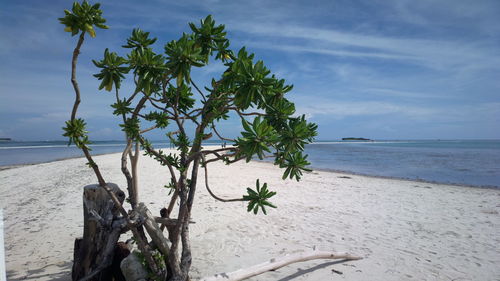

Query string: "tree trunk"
[72, 183, 126, 281]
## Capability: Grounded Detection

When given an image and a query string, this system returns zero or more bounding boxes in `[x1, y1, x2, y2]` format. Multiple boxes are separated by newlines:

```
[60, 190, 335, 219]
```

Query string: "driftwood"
[199, 251, 362, 281]
[72, 183, 126, 281]
[137, 203, 171, 257]
[154, 217, 195, 226]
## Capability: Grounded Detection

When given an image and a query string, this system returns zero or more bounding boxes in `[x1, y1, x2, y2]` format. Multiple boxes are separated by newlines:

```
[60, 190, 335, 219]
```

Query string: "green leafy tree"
[61, 2, 317, 280]
[60, 2, 165, 280]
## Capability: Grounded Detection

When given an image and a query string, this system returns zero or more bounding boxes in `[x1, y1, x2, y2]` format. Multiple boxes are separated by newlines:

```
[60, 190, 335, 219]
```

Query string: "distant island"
[342, 137, 371, 141]
[0, 138, 12, 141]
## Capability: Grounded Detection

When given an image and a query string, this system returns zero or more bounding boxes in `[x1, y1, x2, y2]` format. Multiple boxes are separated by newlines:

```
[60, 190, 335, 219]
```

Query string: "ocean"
[304, 140, 500, 188]
[0, 140, 170, 167]
[0, 140, 499, 188]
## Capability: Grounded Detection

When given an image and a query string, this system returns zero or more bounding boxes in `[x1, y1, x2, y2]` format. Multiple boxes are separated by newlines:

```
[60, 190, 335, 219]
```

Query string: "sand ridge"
[0, 148, 499, 280]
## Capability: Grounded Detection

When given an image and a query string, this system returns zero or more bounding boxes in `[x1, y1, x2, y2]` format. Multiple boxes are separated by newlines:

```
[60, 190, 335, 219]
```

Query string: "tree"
[60, 2, 359, 281]
[60, 2, 159, 280]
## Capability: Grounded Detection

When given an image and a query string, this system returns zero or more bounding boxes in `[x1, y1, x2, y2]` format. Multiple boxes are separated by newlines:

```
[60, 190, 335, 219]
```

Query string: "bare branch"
[185, 147, 236, 164]
[141, 125, 157, 134]
[227, 107, 267, 117]
[133, 95, 149, 116]
[70, 32, 85, 121]
[202, 147, 238, 155]
[121, 140, 135, 207]
[171, 86, 187, 140]
[211, 124, 236, 142]
[201, 155, 246, 202]
[138, 137, 178, 188]
[190, 78, 207, 103]
[199, 251, 363, 281]
[203, 153, 245, 165]
[67, 31, 108, 187]
[126, 91, 140, 104]
[154, 217, 195, 226]
[178, 108, 201, 126]
[187, 108, 203, 117]
[131, 141, 140, 205]
[180, 156, 201, 275]
[165, 189, 179, 219]
[137, 203, 171, 257]
[147, 95, 175, 116]
[199, 147, 245, 165]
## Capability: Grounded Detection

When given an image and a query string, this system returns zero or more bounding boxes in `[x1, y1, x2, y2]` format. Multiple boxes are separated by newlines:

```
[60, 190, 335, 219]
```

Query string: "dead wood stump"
[72, 183, 126, 281]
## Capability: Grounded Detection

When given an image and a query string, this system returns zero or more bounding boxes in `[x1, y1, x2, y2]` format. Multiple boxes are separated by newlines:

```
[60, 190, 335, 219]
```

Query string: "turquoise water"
[1, 140, 499, 188]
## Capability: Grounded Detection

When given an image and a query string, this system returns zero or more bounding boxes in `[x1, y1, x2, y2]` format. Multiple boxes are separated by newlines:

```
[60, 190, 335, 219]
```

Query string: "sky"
[0, 0, 499, 141]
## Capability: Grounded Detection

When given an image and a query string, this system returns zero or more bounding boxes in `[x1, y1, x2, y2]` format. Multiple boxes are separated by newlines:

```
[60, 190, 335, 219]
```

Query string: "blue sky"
[0, 0, 499, 141]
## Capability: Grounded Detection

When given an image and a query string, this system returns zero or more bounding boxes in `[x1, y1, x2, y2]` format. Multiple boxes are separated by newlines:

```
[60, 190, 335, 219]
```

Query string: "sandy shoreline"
[1, 149, 499, 280]
[2, 152, 498, 190]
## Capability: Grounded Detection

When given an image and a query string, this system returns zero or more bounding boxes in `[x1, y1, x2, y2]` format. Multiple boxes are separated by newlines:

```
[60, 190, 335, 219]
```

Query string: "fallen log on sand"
[199, 250, 362, 281]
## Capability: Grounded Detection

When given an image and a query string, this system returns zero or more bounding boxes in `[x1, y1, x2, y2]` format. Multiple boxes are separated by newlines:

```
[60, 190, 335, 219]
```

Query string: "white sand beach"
[1, 149, 499, 281]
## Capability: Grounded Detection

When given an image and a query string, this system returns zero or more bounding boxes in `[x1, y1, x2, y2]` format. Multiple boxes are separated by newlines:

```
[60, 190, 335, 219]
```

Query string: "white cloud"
[366, 88, 444, 99]
[230, 23, 500, 72]
[296, 99, 500, 124]
[295, 100, 436, 120]
[254, 43, 413, 61]
[388, 0, 500, 35]
[2, 0, 498, 140]
[18, 112, 68, 124]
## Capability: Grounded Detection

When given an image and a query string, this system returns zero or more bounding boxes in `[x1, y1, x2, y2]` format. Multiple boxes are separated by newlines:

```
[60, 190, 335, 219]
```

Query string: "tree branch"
[186, 147, 237, 164]
[147, 95, 175, 116]
[154, 217, 195, 226]
[199, 251, 363, 281]
[187, 108, 203, 117]
[205, 154, 244, 165]
[190, 78, 207, 103]
[178, 108, 201, 126]
[121, 140, 135, 207]
[227, 107, 267, 117]
[171, 86, 187, 139]
[70, 32, 85, 121]
[180, 155, 201, 276]
[202, 147, 238, 154]
[141, 125, 157, 134]
[67, 25, 159, 281]
[137, 203, 171, 257]
[201, 156, 246, 202]
[125, 91, 140, 104]
[211, 124, 235, 142]
[131, 141, 140, 207]
[138, 137, 178, 188]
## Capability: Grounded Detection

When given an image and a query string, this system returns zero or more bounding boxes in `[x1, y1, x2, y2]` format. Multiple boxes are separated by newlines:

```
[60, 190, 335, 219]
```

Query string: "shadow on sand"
[7, 261, 72, 281]
[277, 260, 349, 281]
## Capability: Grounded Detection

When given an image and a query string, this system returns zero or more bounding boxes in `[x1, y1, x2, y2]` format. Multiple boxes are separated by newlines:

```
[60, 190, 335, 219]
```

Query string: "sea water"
[0, 140, 499, 188]
[0, 141, 170, 167]
[305, 140, 500, 188]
